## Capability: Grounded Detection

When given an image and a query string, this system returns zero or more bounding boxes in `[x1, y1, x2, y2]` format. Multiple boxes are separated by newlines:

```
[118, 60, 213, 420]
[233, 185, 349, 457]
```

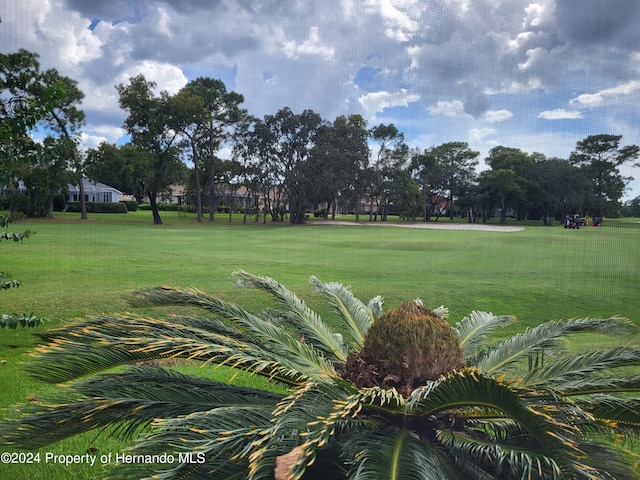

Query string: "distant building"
[66, 178, 122, 203]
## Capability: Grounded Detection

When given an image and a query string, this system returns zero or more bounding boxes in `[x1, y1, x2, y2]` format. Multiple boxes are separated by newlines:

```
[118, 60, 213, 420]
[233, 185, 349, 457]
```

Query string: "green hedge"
[136, 203, 247, 214]
[120, 200, 138, 212]
[138, 203, 194, 212]
[65, 201, 127, 213]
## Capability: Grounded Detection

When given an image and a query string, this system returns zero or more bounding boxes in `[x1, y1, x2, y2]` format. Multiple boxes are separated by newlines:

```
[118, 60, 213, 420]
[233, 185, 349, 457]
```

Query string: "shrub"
[138, 203, 195, 213]
[52, 195, 66, 212]
[120, 200, 138, 212]
[65, 201, 128, 213]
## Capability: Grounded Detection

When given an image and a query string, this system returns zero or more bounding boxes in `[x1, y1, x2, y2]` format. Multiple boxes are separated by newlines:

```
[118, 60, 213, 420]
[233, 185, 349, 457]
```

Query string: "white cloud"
[468, 128, 496, 143]
[429, 100, 466, 117]
[80, 132, 108, 150]
[282, 26, 335, 61]
[570, 80, 640, 107]
[89, 125, 126, 143]
[518, 47, 545, 71]
[484, 109, 513, 123]
[116, 61, 188, 95]
[358, 89, 420, 118]
[367, 0, 421, 42]
[485, 78, 542, 95]
[537, 109, 583, 120]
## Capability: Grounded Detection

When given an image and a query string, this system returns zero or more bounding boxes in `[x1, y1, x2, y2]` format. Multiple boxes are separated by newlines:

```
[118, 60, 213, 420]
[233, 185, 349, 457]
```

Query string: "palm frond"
[570, 441, 640, 480]
[343, 427, 457, 480]
[407, 368, 590, 474]
[558, 315, 636, 336]
[453, 311, 514, 363]
[432, 305, 449, 321]
[118, 407, 275, 480]
[309, 276, 374, 351]
[249, 381, 355, 480]
[547, 376, 640, 398]
[436, 429, 562, 479]
[367, 295, 384, 317]
[234, 270, 347, 361]
[521, 345, 640, 390]
[287, 385, 405, 478]
[475, 317, 630, 377]
[1, 367, 280, 449]
[575, 394, 640, 434]
[27, 314, 336, 386]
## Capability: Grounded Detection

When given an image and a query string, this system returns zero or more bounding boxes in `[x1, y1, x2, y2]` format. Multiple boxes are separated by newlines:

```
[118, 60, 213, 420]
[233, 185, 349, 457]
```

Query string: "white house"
[66, 178, 122, 203]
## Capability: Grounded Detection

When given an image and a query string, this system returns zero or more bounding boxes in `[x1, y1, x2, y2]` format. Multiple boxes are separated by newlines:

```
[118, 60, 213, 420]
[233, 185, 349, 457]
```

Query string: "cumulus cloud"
[570, 80, 640, 108]
[429, 100, 466, 117]
[282, 26, 335, 61]
[484, 109, 513, 123]
[358, 89, 420, 118]
[538, 109, 583, 120]
[468, 128, 496, 143]
[366, 0, 422, 42]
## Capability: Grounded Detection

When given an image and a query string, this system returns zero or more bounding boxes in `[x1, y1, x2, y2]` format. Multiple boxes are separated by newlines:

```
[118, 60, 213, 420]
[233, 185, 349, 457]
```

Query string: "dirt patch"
[309, 220, 524, 232]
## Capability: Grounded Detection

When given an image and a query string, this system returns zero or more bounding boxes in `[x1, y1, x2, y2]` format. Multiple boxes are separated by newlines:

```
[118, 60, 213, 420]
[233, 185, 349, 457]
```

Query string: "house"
[66, 178, 122, 203]
[0, 180, 27, 197]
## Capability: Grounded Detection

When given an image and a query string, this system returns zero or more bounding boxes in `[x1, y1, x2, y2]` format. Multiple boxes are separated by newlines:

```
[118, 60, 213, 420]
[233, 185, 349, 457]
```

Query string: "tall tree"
[242, 107, 323, 223]
[485, 146, 532, 221]
[179, 78, 245, 222]
[116, 75, 183, 225]
[479, 169, 524, 224]
[1, 49, 41, 189]
[170, 89, 207, 221]
[410, 147, 443, 222]
[434, 142, 479, 219]
[308, 114, 369, 219]
[0, 49, 78, 218]
[526, 156, 591, 225]
[368, 123, 407, 221]
[35, 69, 86, 218]
[233, 114, 271, 222]
[411, 142, 478, 221]
[569, 134, 640, 218]
[386, 167, 422, 220]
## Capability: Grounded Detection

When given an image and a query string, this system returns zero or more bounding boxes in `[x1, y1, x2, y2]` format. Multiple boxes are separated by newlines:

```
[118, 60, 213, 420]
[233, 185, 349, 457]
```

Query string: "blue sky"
[3, 0, 640, 199]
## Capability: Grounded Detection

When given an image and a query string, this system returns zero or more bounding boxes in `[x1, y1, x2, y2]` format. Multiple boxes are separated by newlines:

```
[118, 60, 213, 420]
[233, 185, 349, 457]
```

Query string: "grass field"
[1, 210, 639, 478]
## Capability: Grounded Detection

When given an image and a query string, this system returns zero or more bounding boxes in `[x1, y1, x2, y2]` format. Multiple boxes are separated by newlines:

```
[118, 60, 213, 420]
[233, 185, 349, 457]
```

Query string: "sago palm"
[2, 270, 639, 479]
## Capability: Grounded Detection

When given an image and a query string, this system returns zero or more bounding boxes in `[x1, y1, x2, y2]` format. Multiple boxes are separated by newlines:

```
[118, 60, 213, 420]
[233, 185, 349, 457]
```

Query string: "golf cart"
[564, 214, 586, 229]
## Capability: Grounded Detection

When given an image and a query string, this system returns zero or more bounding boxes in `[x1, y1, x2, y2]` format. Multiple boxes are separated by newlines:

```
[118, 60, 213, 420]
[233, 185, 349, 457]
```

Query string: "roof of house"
[68, 178, 123, 194]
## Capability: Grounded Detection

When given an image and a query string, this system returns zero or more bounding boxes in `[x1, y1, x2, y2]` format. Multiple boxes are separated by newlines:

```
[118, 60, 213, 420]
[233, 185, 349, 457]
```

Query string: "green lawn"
[1, 211, 639, 478]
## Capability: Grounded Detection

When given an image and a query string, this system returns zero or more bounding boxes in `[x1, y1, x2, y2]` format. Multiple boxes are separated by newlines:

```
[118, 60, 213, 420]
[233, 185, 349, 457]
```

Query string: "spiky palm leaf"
[1, 271, 638, 480]
[475, 317, 635, 376]
[453, 310, 514, 363]
[309, 276, 377, 351]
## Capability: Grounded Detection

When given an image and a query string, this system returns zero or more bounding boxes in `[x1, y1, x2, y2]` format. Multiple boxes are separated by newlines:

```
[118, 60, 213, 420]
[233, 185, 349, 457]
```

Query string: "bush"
[65, 202, 127, 213]
[52, 195, 65, 212]
[138, 203, 195, 213]
[120, 200, 138, 212]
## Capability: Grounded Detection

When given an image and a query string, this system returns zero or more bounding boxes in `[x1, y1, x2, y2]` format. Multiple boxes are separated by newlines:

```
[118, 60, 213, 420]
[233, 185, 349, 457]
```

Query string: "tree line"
[2, 49, 640, 225]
